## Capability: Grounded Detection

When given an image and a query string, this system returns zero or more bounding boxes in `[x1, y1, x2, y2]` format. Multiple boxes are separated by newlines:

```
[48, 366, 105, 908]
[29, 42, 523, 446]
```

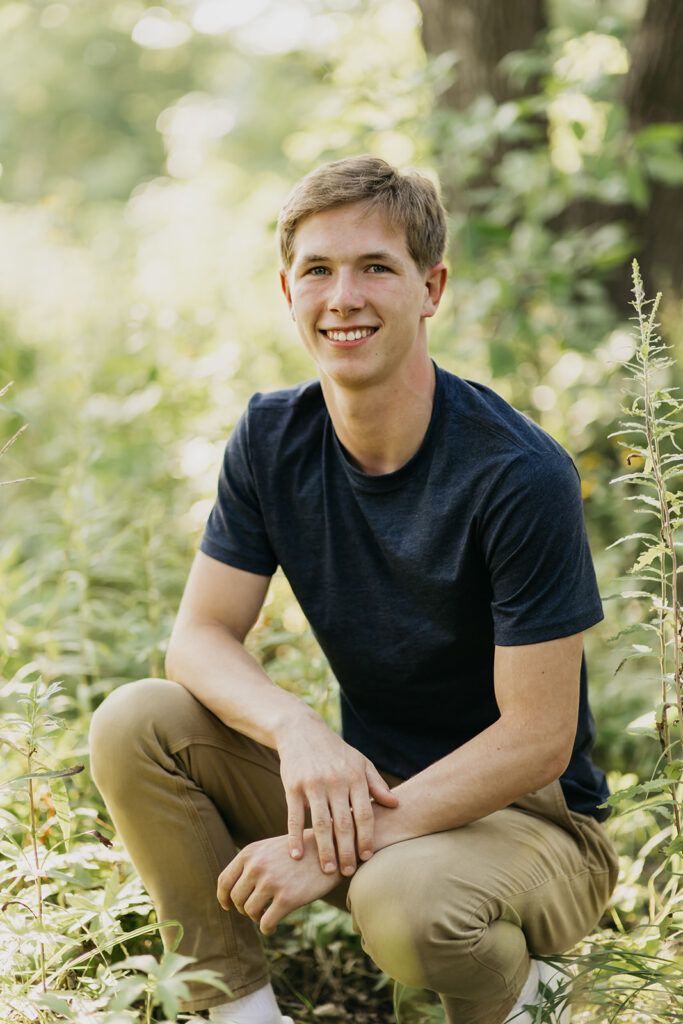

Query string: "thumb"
[366, 764, 400, 806]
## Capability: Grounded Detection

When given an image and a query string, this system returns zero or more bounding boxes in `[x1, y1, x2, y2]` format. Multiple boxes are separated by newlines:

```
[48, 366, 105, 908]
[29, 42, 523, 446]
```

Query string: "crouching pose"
[90, 156, 618, 1024]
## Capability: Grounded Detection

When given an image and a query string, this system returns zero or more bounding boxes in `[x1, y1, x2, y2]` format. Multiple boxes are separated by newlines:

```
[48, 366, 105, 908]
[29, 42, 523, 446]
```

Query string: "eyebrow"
[298, 251, 399, 265]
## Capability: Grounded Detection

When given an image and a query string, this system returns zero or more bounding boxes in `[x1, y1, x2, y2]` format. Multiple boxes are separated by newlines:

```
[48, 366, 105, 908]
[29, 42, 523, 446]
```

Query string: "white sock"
[504, 960, 539, 1023]
[504, 959, 570, 1024]
[208, 982, 288, 1024]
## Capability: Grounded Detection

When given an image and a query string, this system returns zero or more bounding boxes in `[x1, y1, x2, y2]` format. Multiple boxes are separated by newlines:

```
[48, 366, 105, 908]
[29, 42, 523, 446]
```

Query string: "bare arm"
[165, 551, 300, 748]
[166, 551, 397, 875]
[372, 631, 583, 847]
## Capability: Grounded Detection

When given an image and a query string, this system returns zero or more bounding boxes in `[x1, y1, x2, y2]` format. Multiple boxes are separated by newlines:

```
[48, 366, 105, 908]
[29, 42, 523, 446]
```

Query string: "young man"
[90, 156, 618, 1024]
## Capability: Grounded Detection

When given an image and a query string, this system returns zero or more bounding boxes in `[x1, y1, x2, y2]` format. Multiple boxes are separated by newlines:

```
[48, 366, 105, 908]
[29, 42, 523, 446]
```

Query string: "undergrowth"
[1, 263, 682, 1022]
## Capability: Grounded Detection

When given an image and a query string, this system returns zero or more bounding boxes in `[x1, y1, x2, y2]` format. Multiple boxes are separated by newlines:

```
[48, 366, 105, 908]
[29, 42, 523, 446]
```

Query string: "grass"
[0, 265, 681, 1022]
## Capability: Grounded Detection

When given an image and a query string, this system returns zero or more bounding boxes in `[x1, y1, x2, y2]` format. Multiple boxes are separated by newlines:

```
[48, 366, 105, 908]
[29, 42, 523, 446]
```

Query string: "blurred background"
[2, 3, 683, 1019]
[2, 0, 683, 842]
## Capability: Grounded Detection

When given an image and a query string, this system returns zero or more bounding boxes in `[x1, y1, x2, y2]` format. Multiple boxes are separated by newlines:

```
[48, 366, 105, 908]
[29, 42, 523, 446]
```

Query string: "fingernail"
[291, 848, 301, 859]
[342, 865, 355, 876]
[324, 861, 336, 873]
[360, 850, 372, 861]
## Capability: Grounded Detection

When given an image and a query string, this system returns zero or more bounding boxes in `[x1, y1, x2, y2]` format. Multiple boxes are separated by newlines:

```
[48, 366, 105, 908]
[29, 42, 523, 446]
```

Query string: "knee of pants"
[347, 848, 454, 991]
[89, 678, 190, 799]
[348, 843, 527, 998]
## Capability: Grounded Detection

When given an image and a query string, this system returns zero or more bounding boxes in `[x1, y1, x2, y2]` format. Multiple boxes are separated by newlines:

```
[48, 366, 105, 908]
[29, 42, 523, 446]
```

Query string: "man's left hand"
[217, 831, 343, 935]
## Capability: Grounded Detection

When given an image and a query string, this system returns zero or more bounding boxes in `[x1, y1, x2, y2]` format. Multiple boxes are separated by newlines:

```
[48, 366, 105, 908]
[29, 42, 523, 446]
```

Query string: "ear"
[280, 269, 292, 311]
[421, 264, 448, 319]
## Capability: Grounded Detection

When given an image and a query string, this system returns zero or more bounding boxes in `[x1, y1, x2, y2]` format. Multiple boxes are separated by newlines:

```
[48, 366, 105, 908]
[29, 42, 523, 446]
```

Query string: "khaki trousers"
[89, 679, 618, 1024]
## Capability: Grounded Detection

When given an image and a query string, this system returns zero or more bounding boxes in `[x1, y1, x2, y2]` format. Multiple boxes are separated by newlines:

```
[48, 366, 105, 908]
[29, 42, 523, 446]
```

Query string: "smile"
[321, 327, 378, 342]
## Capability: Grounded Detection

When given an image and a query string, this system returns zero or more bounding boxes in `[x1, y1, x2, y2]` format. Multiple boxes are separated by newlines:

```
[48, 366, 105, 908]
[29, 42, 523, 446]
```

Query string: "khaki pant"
[89, 679, 618, 1024]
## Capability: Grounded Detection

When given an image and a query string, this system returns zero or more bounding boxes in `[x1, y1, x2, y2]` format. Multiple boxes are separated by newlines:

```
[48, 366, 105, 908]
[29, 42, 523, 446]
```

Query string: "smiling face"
[280, 202, 446, 394]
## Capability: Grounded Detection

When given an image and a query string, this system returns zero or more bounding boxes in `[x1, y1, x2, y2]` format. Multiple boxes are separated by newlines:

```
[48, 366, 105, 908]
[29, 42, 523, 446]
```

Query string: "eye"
[367, 264, 391, 274]
[305, 265, 330, 276]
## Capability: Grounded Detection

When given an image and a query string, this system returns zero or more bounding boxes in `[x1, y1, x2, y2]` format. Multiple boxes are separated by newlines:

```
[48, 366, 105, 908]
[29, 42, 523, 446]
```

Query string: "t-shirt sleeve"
[199, 409, 278, 577]
[479, 452, 603, 645]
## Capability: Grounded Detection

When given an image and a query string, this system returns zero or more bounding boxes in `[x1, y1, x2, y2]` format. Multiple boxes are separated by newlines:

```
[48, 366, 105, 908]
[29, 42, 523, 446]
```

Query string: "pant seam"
[174, 769, 253, 994]
[466, 863, 606, 995]
[168, 733, 282, 780]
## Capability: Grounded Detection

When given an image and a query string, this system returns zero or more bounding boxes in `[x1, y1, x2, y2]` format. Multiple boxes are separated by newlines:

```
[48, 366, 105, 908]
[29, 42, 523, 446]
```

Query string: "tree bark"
[415, 0, 547, 109]
[623, 0, 683, 295]
[417, 0, 683, 299]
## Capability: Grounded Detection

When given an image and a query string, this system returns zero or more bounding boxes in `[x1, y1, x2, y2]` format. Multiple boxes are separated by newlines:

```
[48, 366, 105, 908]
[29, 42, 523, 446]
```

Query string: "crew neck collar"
[331, 363, 444, 493]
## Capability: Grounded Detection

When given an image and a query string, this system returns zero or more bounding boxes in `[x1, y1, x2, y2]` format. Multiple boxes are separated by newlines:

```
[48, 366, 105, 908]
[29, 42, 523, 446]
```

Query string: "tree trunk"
[415, 0, 547, 109]
[417, 0, 683, 300]
[623, 0, 683, 296]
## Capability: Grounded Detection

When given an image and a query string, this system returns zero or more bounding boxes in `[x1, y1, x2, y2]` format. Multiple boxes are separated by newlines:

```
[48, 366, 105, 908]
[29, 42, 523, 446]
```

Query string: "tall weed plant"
[560, 263, 683, 1023]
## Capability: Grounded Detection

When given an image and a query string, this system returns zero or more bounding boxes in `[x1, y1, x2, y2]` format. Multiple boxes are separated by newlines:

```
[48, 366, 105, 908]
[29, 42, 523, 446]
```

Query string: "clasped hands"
[217, 717, 399, 935]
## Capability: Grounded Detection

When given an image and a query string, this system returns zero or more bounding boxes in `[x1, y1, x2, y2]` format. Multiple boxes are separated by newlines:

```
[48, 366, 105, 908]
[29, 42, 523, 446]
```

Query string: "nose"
[328, 269, 364, 316]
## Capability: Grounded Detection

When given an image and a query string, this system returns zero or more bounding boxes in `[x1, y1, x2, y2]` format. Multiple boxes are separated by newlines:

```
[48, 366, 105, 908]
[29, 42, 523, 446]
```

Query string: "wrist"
[372, 794, 411, 852]
[273, 702, 328, 752]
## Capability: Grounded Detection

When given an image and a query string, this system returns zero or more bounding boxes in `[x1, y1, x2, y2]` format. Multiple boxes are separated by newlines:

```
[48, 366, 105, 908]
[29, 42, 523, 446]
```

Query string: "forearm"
[373, 715, 569, 851]
[165, 622, 321, 750]
[371, 635, 582, 852]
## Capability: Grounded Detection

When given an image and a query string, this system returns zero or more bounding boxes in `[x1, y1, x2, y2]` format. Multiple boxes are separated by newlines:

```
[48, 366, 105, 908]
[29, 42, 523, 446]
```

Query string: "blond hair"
[277, 155, 447, 272]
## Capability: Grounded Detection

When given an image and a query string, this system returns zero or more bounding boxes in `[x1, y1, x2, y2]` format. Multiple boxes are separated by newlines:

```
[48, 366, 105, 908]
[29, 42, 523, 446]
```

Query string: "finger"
[366, 763, 400, 807]
[228, 875, 256, 917]
[309, 796, 337, 873]
[216, 858, 242, 910]
[329, 796, 357, 877]
[286, 792, 305, 860]
[260, 897, 288, 936]
[349, 784, 376, 862]
[243, 889, 272, 924]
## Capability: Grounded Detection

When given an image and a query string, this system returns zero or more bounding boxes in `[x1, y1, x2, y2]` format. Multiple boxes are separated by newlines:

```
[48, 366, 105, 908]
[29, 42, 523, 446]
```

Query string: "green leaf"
[626, 710, 657, 735]
[623, 494, 661, 508]
[156, 977, 190, 1021]
[642, 151, 683, 186]
[109, 977, 148, 1011]
[47, 776, 72, 848]
[609, 622, 659, 644]
[607, 778, 675, 804]
[36, 992, 73, 1014]
[666, 834, 683, 857]
[625, 160, 650, 209]
[631, 543, 667, 572]
[606, 533, 659, 549]
[112, 954, 159, 976]
[635, 123, 683, 149]
[155, 951, 197, 979]
[0, 765, 84, 790]
[663, 760, 683, 780]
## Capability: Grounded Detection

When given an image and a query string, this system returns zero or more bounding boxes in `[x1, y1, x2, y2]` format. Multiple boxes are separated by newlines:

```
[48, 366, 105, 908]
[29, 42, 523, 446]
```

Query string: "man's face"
[280, 202, 445, 392]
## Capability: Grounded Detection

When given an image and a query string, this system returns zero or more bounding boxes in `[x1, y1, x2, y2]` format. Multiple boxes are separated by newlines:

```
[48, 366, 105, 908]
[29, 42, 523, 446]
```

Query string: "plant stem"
[633, 264, 681, 835]
[27, 764, 47, 991]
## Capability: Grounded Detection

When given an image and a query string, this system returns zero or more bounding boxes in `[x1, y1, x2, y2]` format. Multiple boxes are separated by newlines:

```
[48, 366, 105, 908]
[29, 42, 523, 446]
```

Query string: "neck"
[321, 353, 436, 476]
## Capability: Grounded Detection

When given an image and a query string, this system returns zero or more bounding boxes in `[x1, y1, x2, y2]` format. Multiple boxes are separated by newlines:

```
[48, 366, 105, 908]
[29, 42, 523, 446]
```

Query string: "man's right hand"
[277, 714, 399, 877]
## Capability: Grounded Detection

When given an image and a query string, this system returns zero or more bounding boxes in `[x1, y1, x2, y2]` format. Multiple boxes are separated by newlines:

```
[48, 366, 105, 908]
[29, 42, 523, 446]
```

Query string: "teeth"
[326, 328, 376, 341]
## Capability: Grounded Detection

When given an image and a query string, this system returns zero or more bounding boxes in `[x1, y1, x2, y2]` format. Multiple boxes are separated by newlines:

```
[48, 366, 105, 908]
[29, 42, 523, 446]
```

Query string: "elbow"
[535, 738, 574, 790]
[164, 629, 184, 682]
[164, 648, 176, 682]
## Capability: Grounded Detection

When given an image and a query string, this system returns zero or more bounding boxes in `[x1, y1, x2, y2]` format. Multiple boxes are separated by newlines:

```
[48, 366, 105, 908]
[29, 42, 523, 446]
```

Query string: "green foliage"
[1, 2, 683, 1020]
[559, 264, 683, 1023]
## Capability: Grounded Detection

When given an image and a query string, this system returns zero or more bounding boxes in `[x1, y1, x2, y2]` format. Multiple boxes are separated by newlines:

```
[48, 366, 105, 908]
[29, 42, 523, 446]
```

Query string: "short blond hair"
[278, 155, 447, 273]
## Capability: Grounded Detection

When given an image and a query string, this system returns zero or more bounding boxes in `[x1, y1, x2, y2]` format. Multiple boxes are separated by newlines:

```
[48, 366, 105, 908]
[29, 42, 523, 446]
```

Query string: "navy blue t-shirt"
[200, 365, 609, 820]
